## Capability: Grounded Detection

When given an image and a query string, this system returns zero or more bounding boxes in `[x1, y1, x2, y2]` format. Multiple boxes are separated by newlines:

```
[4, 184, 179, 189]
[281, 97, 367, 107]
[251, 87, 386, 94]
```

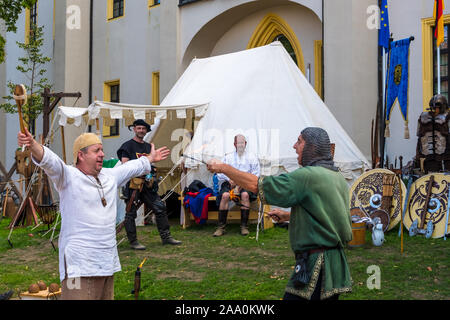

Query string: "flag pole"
[437, 45, 441, 94]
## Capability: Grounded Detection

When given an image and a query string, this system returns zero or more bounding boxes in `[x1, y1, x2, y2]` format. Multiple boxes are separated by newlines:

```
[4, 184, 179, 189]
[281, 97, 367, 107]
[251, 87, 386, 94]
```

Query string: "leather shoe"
[130, 241, 146, 250]
[0, 290, 13, 300]
[162, 237, 182, 245]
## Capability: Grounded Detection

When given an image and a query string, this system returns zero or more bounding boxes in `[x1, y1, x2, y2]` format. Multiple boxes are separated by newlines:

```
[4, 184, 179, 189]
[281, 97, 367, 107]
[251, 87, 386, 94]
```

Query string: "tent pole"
[61, 126, 66, 164]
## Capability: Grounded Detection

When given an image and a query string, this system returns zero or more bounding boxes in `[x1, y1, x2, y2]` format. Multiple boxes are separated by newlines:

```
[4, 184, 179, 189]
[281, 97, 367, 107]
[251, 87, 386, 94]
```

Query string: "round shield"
[349, 169, 406, 231]
[405, 173, 450, 239]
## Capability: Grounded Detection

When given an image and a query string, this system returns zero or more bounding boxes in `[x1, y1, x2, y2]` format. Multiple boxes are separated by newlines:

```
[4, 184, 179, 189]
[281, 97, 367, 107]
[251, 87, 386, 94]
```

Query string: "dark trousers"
[124, 184, 171, 243]
[283, 270, 340, 301]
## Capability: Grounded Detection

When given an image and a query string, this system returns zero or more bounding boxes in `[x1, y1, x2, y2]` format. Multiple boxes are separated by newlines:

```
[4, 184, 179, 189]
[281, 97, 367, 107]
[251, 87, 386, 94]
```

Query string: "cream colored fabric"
[72, 133, 102, 165]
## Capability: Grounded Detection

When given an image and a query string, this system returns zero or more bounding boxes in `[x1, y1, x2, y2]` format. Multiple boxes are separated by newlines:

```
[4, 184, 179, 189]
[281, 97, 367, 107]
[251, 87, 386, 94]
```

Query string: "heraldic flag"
[379, 0, 390, 52]
[434, 0, 445, 47]
[385, 38, 412, 139]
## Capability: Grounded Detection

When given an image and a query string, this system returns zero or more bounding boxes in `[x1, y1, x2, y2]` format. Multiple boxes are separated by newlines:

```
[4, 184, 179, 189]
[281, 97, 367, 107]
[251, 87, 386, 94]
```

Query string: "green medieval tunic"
[258, 166, 353, 299]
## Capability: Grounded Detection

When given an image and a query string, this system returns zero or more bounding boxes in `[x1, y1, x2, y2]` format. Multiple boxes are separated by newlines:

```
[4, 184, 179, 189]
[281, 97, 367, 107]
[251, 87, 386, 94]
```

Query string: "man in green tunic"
[207, 127, 353, 300]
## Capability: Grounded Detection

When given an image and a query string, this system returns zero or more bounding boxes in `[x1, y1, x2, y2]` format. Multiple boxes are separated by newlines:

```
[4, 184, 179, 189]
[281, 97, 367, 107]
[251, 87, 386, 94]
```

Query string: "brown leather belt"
[309, 247, 327, 255]
[295, 246, 339, 260]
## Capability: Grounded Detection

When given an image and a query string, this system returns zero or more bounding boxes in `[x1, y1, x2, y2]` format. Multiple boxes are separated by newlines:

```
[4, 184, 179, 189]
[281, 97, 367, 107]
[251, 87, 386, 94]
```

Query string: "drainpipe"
[89, 0, 93, 106]
[88, 0, 93, 132]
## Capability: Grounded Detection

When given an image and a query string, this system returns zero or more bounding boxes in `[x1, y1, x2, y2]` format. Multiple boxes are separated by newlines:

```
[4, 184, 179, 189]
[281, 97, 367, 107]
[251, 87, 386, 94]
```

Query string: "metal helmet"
[429, 94, 448, 114]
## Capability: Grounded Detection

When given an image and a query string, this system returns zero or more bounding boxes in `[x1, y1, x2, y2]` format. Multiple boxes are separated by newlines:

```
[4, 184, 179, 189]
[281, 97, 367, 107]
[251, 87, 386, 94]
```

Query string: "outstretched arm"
[207, 159, 258, 193]
[146, 143, 170, 164]
[18, 127, 44, 162]
[113, 144, 171, 187]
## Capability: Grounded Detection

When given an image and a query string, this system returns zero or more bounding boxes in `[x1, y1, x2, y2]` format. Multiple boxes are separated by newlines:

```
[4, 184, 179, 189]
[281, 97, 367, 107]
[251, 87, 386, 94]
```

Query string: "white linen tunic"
[216, 150, 260, 185]
[34, 146, 151, 281]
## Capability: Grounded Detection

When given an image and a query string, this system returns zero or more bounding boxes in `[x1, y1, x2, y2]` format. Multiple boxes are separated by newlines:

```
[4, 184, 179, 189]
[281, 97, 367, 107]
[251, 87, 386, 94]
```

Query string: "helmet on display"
[429, 94, 448, 114]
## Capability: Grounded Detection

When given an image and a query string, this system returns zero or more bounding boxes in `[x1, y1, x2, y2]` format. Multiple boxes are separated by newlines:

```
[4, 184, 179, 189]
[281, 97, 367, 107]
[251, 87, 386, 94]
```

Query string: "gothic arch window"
[247, 13, 305, 73]
[273, 34, 297, 65]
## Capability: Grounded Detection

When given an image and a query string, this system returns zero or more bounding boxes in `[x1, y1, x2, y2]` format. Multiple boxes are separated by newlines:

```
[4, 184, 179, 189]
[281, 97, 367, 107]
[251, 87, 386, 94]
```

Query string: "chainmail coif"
[301, 127, 339, 172]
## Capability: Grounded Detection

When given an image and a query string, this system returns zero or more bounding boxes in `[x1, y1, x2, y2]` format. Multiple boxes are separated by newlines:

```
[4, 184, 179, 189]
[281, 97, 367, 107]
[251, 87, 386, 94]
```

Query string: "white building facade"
[0, 0, 448, 173]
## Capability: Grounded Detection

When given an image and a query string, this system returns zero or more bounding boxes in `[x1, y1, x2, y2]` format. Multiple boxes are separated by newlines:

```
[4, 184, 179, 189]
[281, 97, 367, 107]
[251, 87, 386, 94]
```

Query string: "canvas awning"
[57, 101, 209, 128]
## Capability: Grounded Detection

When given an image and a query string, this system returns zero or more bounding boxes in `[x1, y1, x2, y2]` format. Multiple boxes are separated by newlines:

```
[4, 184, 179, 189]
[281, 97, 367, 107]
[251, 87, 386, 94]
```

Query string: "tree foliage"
[0, 0, 37, 63]
[0, 23, 52, 133]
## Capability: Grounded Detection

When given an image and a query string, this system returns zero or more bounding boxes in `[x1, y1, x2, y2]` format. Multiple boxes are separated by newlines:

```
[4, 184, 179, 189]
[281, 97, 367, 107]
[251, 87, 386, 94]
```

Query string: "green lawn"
[0, 217, 448, 300]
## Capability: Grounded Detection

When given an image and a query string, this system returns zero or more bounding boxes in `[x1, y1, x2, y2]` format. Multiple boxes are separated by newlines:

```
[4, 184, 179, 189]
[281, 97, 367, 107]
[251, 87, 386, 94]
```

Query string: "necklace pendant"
[101, 198, 107, 207]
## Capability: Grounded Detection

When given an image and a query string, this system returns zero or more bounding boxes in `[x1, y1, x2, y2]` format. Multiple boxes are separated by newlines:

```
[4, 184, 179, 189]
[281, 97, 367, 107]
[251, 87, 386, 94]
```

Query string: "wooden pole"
[2, 187, 10, 217]
[94, 96, 100, 136]
[398, 174, 404, 254]
[43, 87, 51, 139]
[61, 126, 67, 164]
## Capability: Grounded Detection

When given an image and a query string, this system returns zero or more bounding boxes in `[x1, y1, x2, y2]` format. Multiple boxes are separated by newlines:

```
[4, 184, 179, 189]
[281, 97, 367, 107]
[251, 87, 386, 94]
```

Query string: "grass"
[0, 216, 448, 300]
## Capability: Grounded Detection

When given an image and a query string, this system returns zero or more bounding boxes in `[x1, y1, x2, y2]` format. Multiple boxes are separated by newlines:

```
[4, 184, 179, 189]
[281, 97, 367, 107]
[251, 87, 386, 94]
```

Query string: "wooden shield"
[349, 168, 406, 231]
[405, 173, 450, 239]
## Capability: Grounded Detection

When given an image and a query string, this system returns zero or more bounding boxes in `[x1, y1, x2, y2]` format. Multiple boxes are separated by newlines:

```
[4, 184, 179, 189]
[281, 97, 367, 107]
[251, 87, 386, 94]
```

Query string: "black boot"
[153, 207, 182, 245]
[124, 209, 146, 250]
[240, 209, 250, 236]
[213, 210, 228, 237]
[160, 230, 182, 245]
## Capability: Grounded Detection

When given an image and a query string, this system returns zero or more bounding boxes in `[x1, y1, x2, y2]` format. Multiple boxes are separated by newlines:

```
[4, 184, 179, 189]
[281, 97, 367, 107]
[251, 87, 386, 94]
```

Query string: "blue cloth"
[379, 0, 390, 53]
[385, 38, 411, 123]
[183, 187, 214, 225]
[212, 174, 219, 196]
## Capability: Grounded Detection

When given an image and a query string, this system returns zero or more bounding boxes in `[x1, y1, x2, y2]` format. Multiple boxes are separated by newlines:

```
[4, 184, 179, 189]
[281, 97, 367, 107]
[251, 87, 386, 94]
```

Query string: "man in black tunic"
[117, 120, 181, 249]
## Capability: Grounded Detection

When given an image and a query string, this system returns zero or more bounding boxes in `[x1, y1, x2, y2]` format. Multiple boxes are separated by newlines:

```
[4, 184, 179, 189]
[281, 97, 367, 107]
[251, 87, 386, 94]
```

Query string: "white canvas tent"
[55, 42, 370, 191]
[157, 41, 370, 186]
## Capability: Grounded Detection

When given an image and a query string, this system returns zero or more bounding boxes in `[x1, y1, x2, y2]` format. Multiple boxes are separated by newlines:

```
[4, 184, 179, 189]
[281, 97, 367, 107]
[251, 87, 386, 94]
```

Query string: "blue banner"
[385, 38, 411, 138]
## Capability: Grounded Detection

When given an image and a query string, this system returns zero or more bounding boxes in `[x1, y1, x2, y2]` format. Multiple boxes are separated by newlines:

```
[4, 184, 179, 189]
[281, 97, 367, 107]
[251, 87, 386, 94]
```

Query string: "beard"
[136, 132, 146, 139]
[237, 147, 245, 156]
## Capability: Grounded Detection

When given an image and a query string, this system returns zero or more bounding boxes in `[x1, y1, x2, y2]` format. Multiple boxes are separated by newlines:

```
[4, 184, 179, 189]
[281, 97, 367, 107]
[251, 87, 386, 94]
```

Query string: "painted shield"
[349, 169, 406, 231]
[405, 173, 450, 239]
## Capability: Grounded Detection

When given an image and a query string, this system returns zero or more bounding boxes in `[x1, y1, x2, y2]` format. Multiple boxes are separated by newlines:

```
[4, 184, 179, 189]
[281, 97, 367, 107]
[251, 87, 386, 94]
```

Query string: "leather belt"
[295, 246, 339, 260]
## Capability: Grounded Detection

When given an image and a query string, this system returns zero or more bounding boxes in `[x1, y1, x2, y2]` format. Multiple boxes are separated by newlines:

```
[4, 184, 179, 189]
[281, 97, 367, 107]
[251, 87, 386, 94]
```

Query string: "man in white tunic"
[213, 134, 260, 236]
[18, 128, 170, 300]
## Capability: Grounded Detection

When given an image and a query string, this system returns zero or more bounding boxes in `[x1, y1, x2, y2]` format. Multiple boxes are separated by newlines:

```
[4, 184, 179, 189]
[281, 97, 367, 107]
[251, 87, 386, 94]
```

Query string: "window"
[149, 0, 160, 8]
[103, 80, 120, 137]
[113, 0, 124, 18]
[25, 1, 38, 43]
[422, 15, 450, 110]
[433, 24, 449, 101]
[30, 2, 38, 26]
[274, 34, 297, 66]
[107, 0, 124, 20]
[247, 13, 305, 74]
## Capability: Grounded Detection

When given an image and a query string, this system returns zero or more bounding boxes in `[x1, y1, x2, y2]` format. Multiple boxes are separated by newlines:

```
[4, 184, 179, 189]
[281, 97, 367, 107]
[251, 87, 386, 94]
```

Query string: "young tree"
[0, 0, 37, 63]
[0, 23, 52, 134]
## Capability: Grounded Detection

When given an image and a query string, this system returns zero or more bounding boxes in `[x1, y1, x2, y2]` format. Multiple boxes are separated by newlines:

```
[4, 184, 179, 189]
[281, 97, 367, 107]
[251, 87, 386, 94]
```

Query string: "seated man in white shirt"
[18, 128, 169, 300]
[214, 134, 260, 236]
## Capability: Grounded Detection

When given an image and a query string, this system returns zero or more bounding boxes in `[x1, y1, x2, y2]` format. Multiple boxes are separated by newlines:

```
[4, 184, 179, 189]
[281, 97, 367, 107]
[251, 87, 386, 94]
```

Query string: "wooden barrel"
[348, 222, 366, 248]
